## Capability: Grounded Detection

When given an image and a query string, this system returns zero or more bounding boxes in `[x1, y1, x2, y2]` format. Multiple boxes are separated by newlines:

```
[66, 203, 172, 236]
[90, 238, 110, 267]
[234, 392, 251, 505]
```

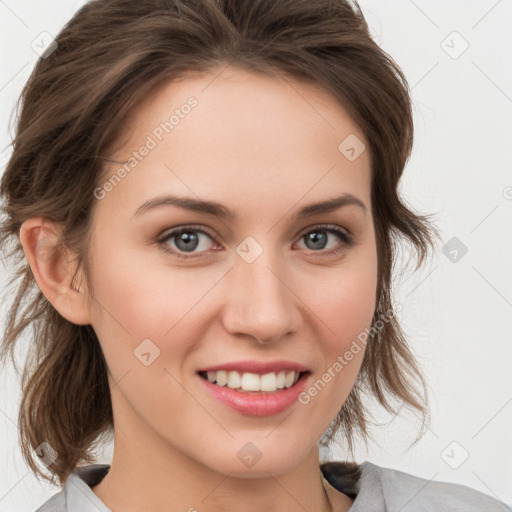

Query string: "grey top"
[35, 460, 509, 511]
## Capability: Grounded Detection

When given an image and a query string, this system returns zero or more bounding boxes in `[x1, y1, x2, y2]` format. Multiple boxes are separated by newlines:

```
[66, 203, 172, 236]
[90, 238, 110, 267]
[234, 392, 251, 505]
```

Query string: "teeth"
[215, 370, 227, 386]
[204, 370, 301, 392]
[276, 371, 286, 388]
[228, 371, 241, 389]
[284, 371, 295, 388]
[260, 372, 276, 391]
[241, 372, 261, 391]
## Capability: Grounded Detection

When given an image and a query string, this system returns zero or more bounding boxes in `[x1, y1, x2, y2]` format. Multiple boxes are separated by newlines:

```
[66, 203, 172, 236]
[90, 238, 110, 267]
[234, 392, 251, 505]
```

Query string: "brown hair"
[0, 0, 438, 487]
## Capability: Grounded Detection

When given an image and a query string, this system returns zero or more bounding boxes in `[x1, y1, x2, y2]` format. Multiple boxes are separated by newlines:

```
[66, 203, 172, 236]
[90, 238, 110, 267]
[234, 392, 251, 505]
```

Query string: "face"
[84, 66, 378, 478]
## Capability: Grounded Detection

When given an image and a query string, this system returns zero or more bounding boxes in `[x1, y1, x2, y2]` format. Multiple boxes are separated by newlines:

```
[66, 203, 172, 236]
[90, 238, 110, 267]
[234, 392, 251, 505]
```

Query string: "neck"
[91, 439, 353, 511]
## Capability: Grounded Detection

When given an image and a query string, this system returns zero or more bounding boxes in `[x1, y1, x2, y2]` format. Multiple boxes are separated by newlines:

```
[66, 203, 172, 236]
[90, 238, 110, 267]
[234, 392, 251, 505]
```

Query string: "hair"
[0, 0, 438, 487]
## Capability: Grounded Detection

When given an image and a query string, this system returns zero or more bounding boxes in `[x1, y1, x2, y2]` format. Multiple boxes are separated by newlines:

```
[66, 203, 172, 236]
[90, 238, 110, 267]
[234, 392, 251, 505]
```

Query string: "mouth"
[197, 369, 310, 394]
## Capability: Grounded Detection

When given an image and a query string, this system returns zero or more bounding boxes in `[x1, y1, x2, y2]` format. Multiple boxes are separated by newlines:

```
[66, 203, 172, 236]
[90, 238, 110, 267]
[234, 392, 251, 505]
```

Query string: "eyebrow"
[133, 193, 367, 219]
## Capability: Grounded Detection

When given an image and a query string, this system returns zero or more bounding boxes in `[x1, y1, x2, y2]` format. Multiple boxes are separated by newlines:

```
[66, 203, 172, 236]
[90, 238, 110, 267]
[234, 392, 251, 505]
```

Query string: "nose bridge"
[223, 238, 300, 343]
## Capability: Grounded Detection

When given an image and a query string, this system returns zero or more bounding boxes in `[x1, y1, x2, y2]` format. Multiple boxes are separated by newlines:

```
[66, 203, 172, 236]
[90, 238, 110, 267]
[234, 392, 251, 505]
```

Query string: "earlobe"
[18, 217, 92, 325]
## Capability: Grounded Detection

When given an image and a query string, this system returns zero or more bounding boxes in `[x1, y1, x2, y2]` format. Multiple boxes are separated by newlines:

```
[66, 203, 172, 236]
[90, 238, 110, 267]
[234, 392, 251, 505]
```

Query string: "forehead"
[114, 66, 368, 152]
[98, 66, 372, 219]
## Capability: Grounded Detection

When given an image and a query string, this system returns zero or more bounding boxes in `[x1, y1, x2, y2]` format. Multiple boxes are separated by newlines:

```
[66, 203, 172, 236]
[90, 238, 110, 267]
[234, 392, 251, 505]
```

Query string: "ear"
[19, 217, 92, 325]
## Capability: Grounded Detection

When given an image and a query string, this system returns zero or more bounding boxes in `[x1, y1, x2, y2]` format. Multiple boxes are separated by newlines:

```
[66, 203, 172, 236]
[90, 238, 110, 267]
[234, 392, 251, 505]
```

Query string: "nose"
[221, 253, 302, 345]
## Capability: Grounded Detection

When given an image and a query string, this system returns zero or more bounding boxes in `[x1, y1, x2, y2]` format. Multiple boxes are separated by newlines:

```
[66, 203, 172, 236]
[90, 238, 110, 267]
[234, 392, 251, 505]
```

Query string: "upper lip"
[197, 360, 310, 375]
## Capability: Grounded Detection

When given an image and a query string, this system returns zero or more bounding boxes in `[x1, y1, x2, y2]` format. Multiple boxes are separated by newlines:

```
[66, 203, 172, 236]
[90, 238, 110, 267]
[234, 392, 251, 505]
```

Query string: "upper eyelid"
[158, 224, 217, 241]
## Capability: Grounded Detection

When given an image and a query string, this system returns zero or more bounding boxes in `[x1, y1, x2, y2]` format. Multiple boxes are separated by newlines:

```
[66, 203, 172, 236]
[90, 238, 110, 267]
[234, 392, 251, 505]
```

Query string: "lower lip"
[197, 372, 310, 417]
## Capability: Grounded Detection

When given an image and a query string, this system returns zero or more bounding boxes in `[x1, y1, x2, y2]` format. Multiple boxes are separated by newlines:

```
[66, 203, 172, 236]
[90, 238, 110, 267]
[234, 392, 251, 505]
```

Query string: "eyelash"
[156, 224, 354, 260]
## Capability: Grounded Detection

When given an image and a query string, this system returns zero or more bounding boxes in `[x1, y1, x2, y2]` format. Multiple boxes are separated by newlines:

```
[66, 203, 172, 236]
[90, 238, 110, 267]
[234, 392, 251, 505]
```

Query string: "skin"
[20, 66, 378, 512]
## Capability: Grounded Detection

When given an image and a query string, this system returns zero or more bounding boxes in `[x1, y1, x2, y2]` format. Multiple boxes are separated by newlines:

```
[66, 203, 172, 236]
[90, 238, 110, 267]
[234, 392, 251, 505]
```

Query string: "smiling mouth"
[198, 370, 310, 394]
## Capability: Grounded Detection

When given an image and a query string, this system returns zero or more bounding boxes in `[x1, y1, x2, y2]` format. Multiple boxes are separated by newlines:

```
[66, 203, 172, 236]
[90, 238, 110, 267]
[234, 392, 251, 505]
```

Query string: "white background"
[1, 0, 511, 510]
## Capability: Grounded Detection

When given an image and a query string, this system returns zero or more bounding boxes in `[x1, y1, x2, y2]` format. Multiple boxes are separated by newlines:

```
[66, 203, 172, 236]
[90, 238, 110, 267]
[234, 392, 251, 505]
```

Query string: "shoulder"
[321, 460, 509, 511]
[34, 489, 66, 511]
[33, 464, 110, 512]
[374, 462, 509, 511]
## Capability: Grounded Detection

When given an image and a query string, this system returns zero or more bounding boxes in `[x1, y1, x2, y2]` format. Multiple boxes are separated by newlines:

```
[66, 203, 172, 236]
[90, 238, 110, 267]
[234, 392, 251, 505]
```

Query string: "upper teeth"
[206, 370, 300, 391]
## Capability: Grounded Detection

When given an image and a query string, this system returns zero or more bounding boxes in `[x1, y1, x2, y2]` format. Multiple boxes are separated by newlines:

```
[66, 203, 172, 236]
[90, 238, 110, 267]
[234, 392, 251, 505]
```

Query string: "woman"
[0, 0, 507, 510]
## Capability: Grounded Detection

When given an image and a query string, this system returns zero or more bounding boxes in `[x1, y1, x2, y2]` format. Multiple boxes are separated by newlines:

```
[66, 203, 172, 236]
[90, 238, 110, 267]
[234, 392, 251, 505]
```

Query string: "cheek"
[87, 242, 217, 377]
[303, 256, 378, 348]
[331, 271, 377, 342]
[296, 250, 377, 415]
[299, 264, 376, 415]
[89, 241, 186, 335]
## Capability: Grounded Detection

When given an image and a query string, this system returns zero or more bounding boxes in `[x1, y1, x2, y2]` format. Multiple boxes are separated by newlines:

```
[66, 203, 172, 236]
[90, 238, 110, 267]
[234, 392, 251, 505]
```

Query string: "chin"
[204, 440, 309, 478]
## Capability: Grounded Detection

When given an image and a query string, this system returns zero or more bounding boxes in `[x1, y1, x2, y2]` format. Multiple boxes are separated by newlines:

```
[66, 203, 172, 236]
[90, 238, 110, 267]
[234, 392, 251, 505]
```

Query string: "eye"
[295, 224, 354, 256]
[157, 226, 218, 259]
[157, 224, 354, 259]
